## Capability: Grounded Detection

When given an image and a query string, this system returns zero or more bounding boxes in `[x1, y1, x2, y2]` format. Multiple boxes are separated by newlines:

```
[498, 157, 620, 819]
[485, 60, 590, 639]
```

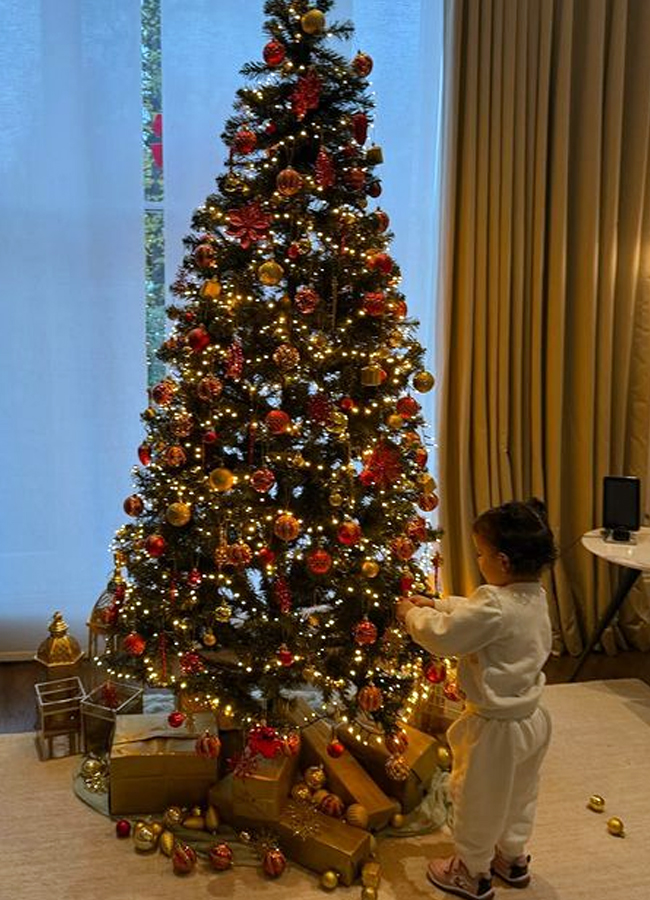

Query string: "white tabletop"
[581, 527, 650, 572]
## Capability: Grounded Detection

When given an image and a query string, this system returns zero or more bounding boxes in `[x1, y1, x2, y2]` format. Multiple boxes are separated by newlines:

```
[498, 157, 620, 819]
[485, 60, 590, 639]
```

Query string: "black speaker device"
[602, 476, 641, 542]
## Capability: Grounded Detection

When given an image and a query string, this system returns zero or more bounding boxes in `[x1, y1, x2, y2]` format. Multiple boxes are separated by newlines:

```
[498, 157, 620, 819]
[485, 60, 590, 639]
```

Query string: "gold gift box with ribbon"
[109, 713, 218, 815]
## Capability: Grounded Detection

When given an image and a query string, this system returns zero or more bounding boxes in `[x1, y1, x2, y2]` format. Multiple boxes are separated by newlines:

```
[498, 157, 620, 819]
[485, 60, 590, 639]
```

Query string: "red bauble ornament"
[151, 379, 176, 405]
[144, 534, 167, 557]
[180, 651, 204, 674]
[392, 536, 416, 561]
[202, 429, 219, 444]
[287, 242, 300, 259]
[362, 291, 385, 316]
[263, 39, 286, 67]
[407, 516, 428, 543]
[274, 513, 300, 541]
[197, 375, 223, 401]
[277, 645, 294, 667]
[392, 298, 408, 318]
[295, 286, 320, 314]
[339, 396, 355, 411]
[250, 467, 276, 493]
[115, 819, 131, 838]
[424, 660, 447, 684]
[344, 166, 366, 191]
[257, 546, 276, 566]
[414, 446, 428, 468]
[326, 739, 345, 759]
[375, 209, 390, 231]
[396, 396, 420, 419]
[385, 729, 409, 755]
[352, 111, 369, 144]
[233, 128, 257, 155]
[319, 793, 345, 818]
[352, 51, 374, 76]
[337, 521, 362, 546]
[167, 711, 187, 728]
[187, 326, 211, 353]
[194, 242, 215, 268]
[209, 842, 234, 871]
[307, 548, 333, 575]
[276, 166, 303, 196]
[367, 251, 393, 273]
[195, 730, 222, 759]
[187, 568, 202, 585]
[172, 842, 197, 874]
[353, 618, 378, 646]
[123, 633, 146, 656]
[164, 445, 186, 468]
[417, 493, 439, 512]
[357, 684, 383, 712]
[281, 731, 301, 757]
[443, 680, 463, 702]
[266, 409, 291, 434]
[137, 443, 152, 466]
[123, 494, 144, 517]
[263, 848, 287, 878]
[367, 179, 382, 198]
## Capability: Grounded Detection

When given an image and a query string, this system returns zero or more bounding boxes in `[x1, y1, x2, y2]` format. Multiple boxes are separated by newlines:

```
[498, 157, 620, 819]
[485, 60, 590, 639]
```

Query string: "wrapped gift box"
[277, 801, 372, 885]
[337, 721, 438, 813]
[209, 751, 298, 825]
[81, 680, 143, 755]
[281, 697, 399, 830]
[109, 712, 218, 815]
[408, 681, 464, 737]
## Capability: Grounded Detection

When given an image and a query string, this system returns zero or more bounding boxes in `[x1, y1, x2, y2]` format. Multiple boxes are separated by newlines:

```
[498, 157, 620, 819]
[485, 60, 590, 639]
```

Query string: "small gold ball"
[320, 870, 339, 890]
[361, 560, 380, 578]
[413, 371, 435, 392]
[390, 813, 405, 828]
[301, 9, 326, 34]
[436, 745, 452, 770]
[587, 794, 606, 813]
[607, 816, 625, 837]
[361, 888, 378, 900]
[329, 492, 344, 507]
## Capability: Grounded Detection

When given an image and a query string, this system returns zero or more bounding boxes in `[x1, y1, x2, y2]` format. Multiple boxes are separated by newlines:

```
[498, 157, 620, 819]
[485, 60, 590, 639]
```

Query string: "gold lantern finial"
[35, 611, 84, 680]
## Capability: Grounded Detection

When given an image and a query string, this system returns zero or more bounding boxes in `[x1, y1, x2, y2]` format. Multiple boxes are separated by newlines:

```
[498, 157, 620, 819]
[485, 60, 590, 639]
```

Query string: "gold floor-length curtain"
[438, 0, 650, 654]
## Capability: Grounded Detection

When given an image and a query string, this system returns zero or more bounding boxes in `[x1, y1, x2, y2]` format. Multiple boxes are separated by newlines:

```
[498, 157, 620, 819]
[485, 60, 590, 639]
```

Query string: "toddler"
[396, 499, 556, 900]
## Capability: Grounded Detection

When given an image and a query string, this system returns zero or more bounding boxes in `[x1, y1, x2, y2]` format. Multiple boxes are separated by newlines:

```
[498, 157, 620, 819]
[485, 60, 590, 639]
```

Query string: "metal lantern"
[35, 611, 84, 682]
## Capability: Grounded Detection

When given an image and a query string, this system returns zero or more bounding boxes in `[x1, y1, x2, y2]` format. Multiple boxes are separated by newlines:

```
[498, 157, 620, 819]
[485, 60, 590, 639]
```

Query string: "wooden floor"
[1, 652, 649, 735]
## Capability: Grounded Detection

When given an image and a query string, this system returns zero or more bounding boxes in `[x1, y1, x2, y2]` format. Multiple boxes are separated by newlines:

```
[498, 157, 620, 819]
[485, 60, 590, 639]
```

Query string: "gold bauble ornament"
[346, 803, 369, 830]
[202, 629, 217, 647]
[276, 166, 303, 196]
[209, 467, 235, 491]
[214, 603, 233, 623]
[366, 144, 384, 165]
[159, 830, 176, 857]
[326, 410, 348, 434]
[163, 806, 184, 828]
[200, 279, 222, 299]
[418, 473, 436, 494]
[361, 559, 380, 578]
[587, 794, 606, 813]
[311, 788, 329, 807]
[386, 413, 404, 430]
[301, 8, 326, 33]
[390, 812, 406, 829]
[291, 782, 312, 803]
[607, 816, 625, 837]
[361, 888, 378, 900]
[304, 764, 327, 791]
[258, 260, 284, 285]
[413, 371, 435, 392]
[166, 502, 191, 527]
[320, 870, 340, 891]
[80, 756, 103, 778]
[436, 744, 452, 770]
[133, 822, 158, 851]
[329, 492, 344, 507]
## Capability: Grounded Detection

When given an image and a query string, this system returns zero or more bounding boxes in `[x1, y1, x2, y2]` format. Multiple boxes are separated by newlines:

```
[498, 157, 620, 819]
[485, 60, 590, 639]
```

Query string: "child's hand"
[395, 596, 415, 626]
[410, 595, 438, 609]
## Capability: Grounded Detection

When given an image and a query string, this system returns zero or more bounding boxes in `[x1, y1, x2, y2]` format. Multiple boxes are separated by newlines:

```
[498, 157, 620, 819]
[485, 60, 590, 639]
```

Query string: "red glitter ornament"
[367, 251, 393, 273]
[187, 568, 202, 586]
[233, 128, 257, 155]
[197, 375, 223, 401]
[151, 379, 176, 405]
[337, 521, 362, 546]
[315, 146, 336, 187]
[144, 534, 167, 557]
[295, 286, 320, 314]
[357, 684, 383, 712]
[273, 576, 292, 612]
[407, 516, 428, 543]
[307, 548, 332, 575]
[414, 446, 428, 468]
[396, 396, 420, 419]
[392, 536, 416, 561]
[291, 70, 321, 119]
[266, 409, 291, 434]
[307, 392, 333, 424]
[209, 842, 234, 871]
[424, 660, 447, 684]
[352, 51, 374, 77]
[123, 633, 146, 656]
[263, 39, 286, 67]
[227, 542, 253, 568]
[172, 842, 197, 875]
[225, 339, 244, 380]
[326, 739, 345, 759]
[187, 326, 211, 352]
[180, 651, 204, 674]
[168, 711, 187, 728]
[362, 291, 385, 316]
[263, 848, 287, 878]
[251, 467, 276, 492]
[353, 618, 378, 646]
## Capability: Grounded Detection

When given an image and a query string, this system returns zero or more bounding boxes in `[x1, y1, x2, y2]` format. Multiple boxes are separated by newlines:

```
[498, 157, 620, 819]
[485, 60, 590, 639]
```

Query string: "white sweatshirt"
[405, 582, 552, 720]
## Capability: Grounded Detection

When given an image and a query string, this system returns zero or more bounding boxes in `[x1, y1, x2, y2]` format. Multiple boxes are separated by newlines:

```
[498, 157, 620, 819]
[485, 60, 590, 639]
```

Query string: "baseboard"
[0, 651, 35, 662]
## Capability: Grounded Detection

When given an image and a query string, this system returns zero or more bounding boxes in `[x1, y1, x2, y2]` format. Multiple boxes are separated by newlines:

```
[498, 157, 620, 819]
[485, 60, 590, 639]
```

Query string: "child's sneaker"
[490, 848, 531, 887]
[427, 855, 494, 900]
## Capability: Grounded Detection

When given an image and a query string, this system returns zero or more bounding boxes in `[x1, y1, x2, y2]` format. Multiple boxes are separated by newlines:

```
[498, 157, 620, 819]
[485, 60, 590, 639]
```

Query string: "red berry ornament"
[115, 819, 131, 838]
[167, 711, 187, 728]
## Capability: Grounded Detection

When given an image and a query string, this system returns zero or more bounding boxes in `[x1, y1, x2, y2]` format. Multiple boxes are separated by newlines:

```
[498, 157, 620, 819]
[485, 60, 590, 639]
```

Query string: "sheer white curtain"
[0, 0, 443, 656]
[0, 0, 145, 654]
[161, 0, 444, 432]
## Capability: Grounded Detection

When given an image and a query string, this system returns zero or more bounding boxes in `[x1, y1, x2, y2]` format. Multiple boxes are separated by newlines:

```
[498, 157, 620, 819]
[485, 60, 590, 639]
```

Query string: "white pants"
[447, 705, 551, 877]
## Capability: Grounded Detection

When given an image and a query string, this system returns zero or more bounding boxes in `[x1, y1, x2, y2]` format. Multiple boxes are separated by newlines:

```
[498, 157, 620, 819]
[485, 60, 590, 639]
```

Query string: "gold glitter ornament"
[133, 822, 158, 851]
[258, 260, 284, 285]
[385, 755, 410, 781]
[587, 794, 606, 813]
[166, 502, 191, 527]
[209, 467, 235, 491]
[607, 816, 625, 837]
[214, 603, 232, 623]
[361, 559, 380, 578]
[304, 764, 327, 791]
[291, 782, 312, 803]
[301, 8, 326, 33]
[413, 371, 435, 392]
[163, 806, 184, 828]
[326, 410, 348, 434]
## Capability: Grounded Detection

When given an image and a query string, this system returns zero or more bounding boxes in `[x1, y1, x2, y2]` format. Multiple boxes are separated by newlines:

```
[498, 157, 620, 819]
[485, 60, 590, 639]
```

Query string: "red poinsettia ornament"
[226, 201, 271, 248]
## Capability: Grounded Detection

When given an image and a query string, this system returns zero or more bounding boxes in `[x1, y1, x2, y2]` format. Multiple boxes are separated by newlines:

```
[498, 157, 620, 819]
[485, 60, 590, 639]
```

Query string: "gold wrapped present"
[282, 697, 399, 830]
[109, 713, 218, 815]
[277, 801, 372, 885]
[337, 721, 438, 813]
[209, 751, 298, 825]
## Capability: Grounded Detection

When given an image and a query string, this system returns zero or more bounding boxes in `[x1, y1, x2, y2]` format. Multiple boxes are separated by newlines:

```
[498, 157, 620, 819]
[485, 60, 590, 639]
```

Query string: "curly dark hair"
[472, 498, 558, 577]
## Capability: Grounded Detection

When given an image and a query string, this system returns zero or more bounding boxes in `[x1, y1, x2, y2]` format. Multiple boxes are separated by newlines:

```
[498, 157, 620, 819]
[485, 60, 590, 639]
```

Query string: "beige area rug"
[1, 679, 650, 900]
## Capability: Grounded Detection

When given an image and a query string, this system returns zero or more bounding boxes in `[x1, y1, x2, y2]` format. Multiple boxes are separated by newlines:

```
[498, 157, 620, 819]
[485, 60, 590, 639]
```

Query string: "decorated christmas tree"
[99, 0, 440, 740]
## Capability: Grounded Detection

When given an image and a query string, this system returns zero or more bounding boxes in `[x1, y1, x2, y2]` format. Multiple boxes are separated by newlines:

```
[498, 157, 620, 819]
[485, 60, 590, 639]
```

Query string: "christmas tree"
[100, 0, 440, 737]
